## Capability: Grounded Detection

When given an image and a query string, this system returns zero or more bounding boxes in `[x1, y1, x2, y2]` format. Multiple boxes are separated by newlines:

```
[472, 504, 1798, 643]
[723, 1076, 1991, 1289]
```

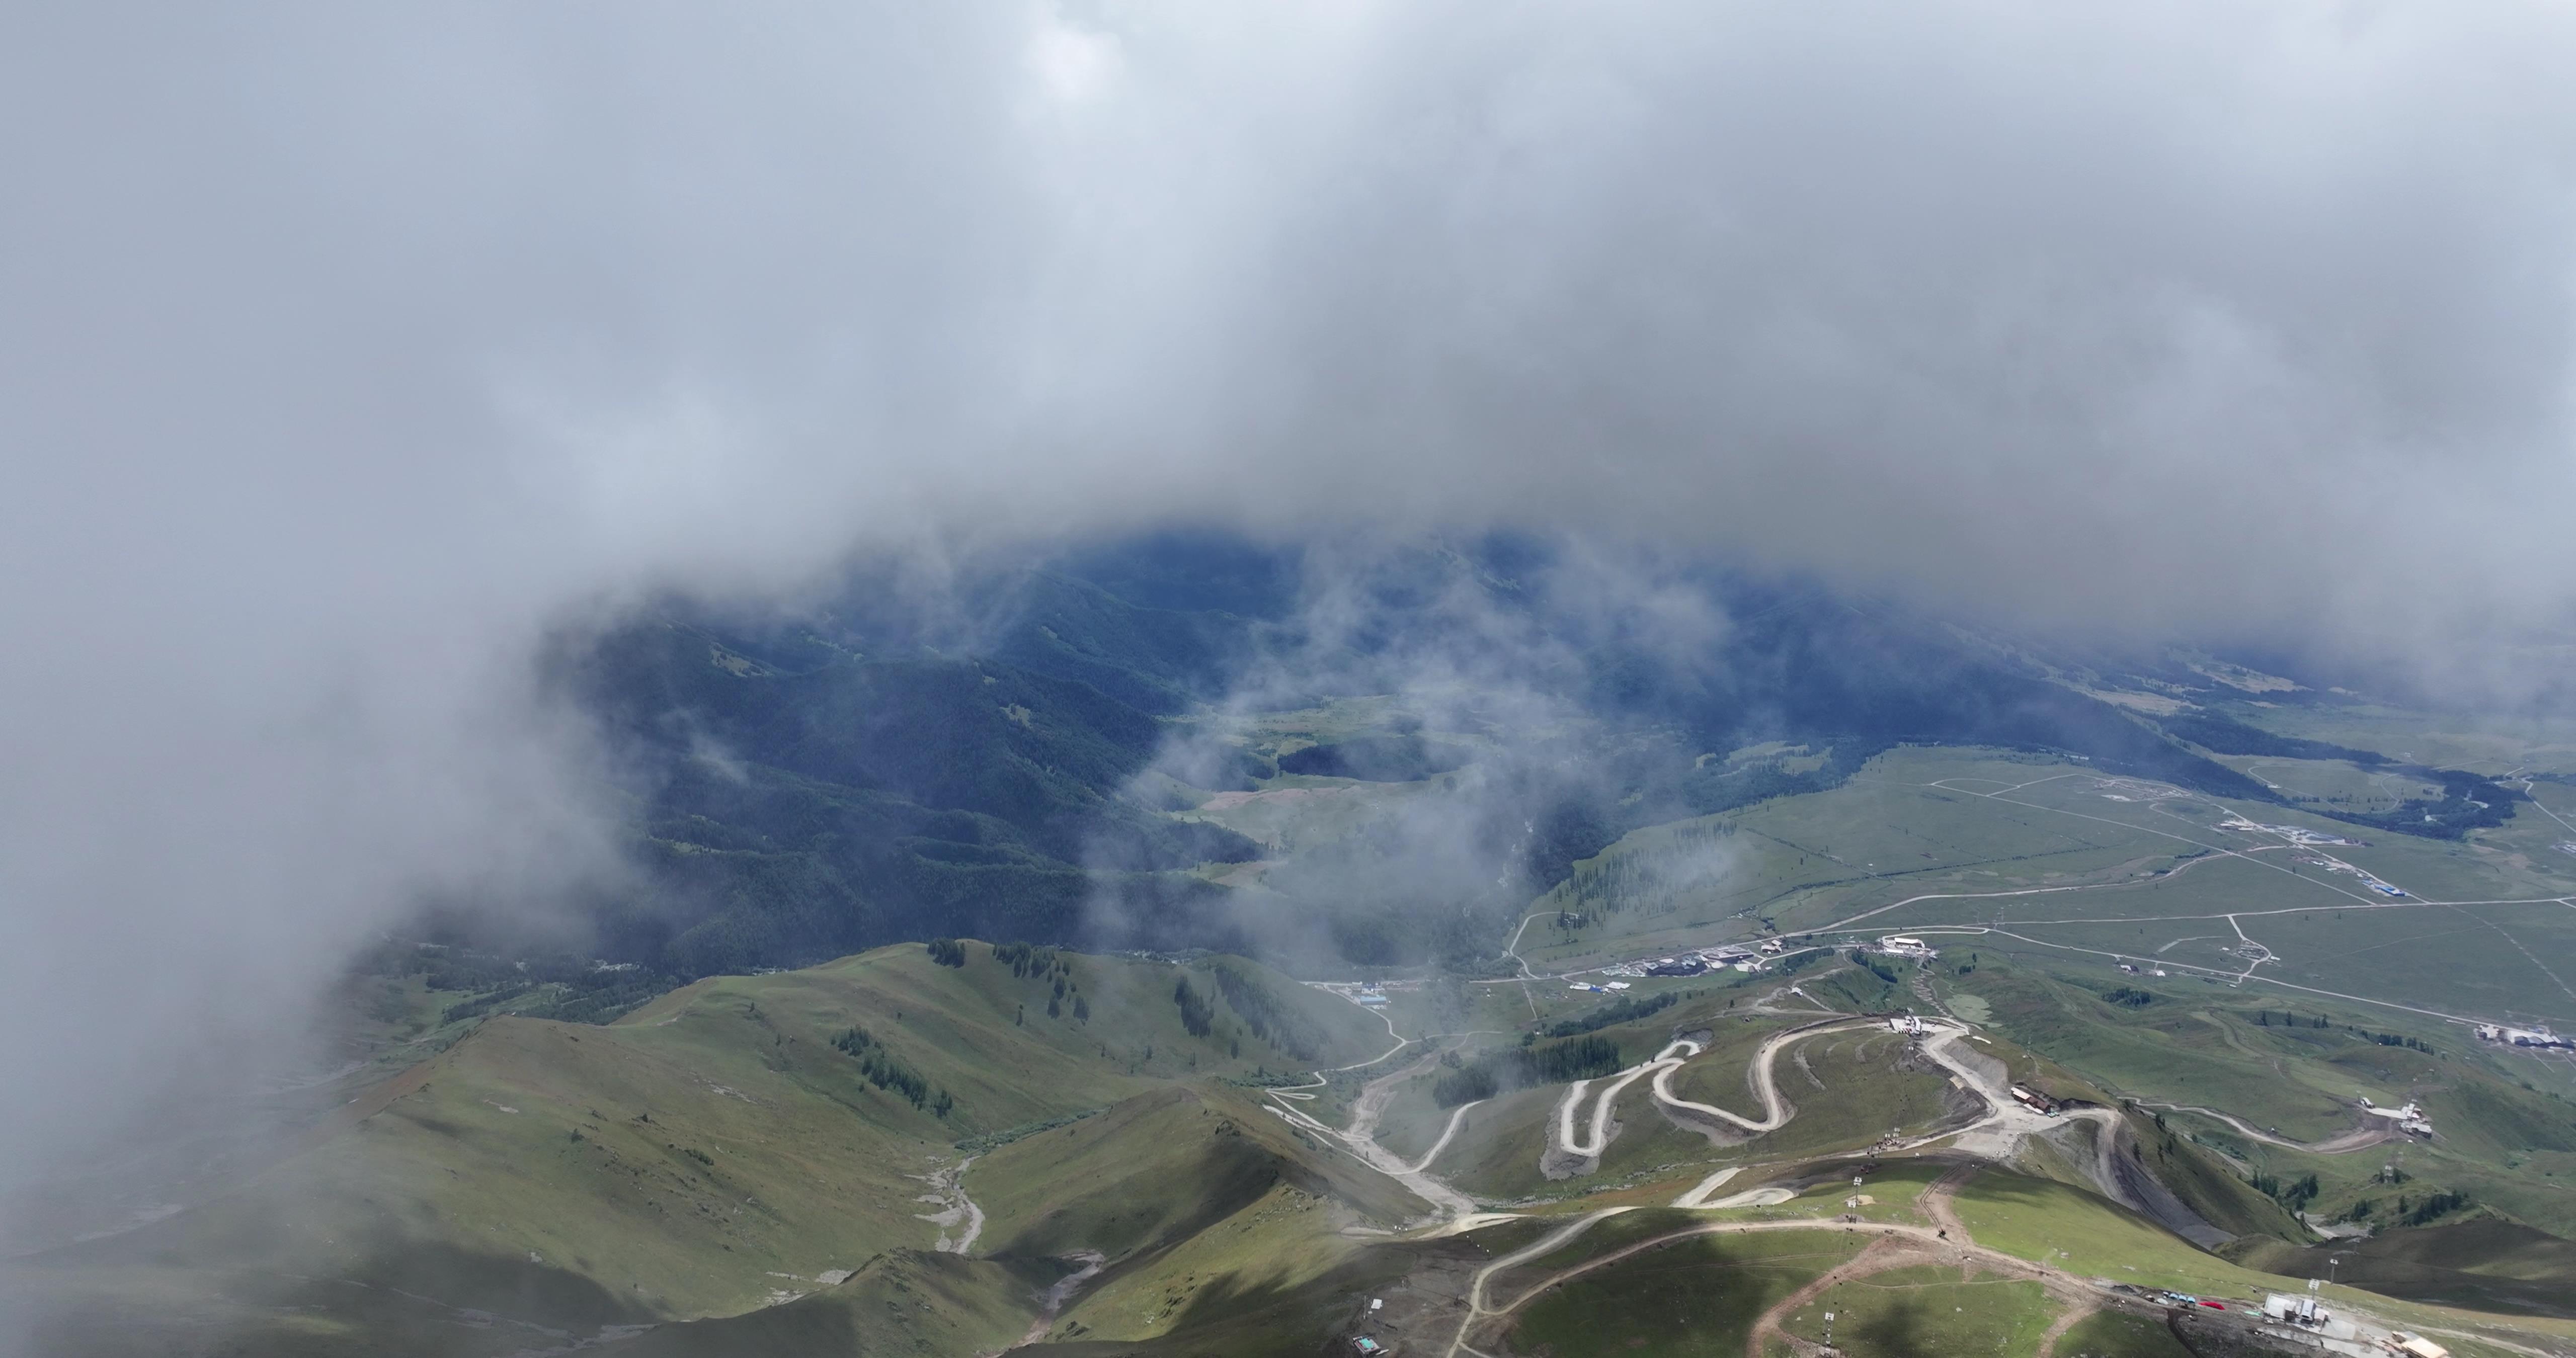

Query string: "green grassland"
[1019, 1205, 1558, 1356]
[1519, 745, 2576, 1003]
[1775, 1261, 2058, 1358]
[1657, 1011, 1824, 1110]
[2050, 1306, 2195, 1358]
[1422, 1005, 1979, 1206]
[1176, 777, 1442, 857]
[1506, 1228, 1865, 1357]
[1662, 1024, 1964, 1160]
[1434, 1005, 1821, 1201]
[1736, 1030, 1968, 1159]
[29, 922, 2576, 1358]
[1519, 749, 2193, 971]
[970, 1082, 1423, 1264]
[1936, 960, 2390, 1142]
[1501, 973, 1771, 1040]
[2212, 753, 2442, 811]
[1030, 1183, 1400, 1351]
[1952, 1169, 2576, 1353]
[1486, 728, 2576, 1257]
[1522, 743, 2576, 1034]
[1926, 951, 2576, 1238]
[1439, 1086, 1589, 1201]
[1955, 1167, 2341, 1299]
[611, 1190, 1528, 1358]
[27, 942, 1396, 1352]
[2232, 703, 2576, 778]
[42, 719, 2576, 1356]
[1488, 1161, 1954, 1301]
[5, 1255, 650, 1358]
[2230, 1218, 2576, 1319]
[592, 1250, 1042, 1358]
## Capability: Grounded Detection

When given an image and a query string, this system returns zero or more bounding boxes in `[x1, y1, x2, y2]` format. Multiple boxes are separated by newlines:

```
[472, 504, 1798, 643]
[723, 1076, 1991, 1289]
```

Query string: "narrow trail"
[1552, 1047, 1682, 1158]
[1436, 1163, 2554, 1358]
[1655, 1022, 1870, 1133]
[1405, 1098, 1486, 1173]
[1543, 1015, 2075, 1173]
[1443, 1208, 1633, 1358]
[1918, 1163, 1975, 1240]
[1448, 1169, 2102, 1358]
[2032, 1299, 2100, 1358]
[1670, 1165, 1747, 1208]
[1268, 998, 1413, 1100]
[1674, 1170, 2092, 1358]
[1547, 1021, 1859, 1170]
[1745, 1233, 1912, 1358]
[2136, 1100, 2392, 1154]
[2194, 1010, 2286, 1076]
[1263, 1008, 1477, 1222]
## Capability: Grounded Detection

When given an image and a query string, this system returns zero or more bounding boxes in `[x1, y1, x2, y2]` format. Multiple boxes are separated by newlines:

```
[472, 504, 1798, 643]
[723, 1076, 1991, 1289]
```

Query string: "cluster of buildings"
[2221, 816, 2364, 848]
[2475, 1023, 2570, 1050]
[1604, 943, 1778, 979]
[2359, 1098, 2435, 1138]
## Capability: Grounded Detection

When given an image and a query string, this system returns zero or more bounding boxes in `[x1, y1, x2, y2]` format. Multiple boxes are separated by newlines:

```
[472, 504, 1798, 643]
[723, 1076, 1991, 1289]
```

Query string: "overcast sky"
[4, 0, 2574, 1270]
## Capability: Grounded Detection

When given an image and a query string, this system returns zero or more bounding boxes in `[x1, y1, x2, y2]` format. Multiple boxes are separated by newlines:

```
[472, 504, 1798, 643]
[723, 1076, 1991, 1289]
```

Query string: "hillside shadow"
[253, 1227, 654, 1328]
[14, 1231, 652, 1358]
[2250, 1220, 2576, 1319]
[1847, 1293, 1930, 1357]
[1023, 1234, 1445, 1356]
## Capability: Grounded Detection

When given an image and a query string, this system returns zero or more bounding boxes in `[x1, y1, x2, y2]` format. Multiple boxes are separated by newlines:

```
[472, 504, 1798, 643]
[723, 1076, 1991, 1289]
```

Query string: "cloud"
[4, 0, 2575, 1297]
[1078, 538, 1734, 971]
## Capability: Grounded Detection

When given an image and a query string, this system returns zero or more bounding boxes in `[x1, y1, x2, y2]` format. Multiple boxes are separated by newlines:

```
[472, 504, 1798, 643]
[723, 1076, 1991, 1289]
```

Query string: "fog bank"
[5, 0, 2574, 1293]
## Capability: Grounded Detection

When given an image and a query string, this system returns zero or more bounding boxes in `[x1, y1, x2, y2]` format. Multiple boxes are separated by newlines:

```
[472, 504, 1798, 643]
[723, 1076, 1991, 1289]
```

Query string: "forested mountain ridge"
[567, 611, 1258, 978]
[546, 536, 2502, 982]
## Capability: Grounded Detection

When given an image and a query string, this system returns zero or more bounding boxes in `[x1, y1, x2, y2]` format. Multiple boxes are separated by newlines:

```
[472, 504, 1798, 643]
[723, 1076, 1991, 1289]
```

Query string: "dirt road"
[2136, 1100, 2392, 1154]
[1448, 1166, 2103, 1358]
[1546, 1019, 1876, 1172]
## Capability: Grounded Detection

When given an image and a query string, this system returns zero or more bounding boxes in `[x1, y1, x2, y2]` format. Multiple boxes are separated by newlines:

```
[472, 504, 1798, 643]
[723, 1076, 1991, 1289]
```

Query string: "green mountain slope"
[32, 943, 1394, 1349]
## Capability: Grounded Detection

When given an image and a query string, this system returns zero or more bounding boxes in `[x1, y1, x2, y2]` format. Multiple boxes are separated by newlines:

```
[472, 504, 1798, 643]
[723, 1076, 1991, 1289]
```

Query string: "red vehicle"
[2199, 1301, 2226, 1310]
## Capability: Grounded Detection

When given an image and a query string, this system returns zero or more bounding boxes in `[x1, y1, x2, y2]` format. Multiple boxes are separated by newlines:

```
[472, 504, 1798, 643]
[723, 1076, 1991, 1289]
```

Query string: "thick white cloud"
[2, 0, 2573, 1277]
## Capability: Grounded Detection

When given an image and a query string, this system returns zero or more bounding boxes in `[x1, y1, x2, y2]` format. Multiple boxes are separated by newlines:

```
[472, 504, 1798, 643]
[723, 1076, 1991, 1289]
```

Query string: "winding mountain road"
[1266, 1042, 1481, 1222]
[1550, 1018, 1882, 1169]
[2136, 1100, 2392, 1155]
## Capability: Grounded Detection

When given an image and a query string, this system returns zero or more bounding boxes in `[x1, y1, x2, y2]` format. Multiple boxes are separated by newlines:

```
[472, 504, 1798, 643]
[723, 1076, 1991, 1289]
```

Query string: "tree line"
[1432, 1036, 1625, 1108]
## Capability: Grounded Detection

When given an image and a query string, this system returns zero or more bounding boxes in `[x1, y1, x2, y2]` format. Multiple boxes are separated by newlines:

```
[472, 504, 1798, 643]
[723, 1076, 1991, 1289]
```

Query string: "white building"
[2263, 1293, 2326, 1326]
[2360, 1099, 2434, 1137]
